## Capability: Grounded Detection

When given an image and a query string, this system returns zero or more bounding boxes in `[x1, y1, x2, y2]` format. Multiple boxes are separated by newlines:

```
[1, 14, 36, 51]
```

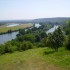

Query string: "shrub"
[0, 45, 5, 54]
[37, 43, 45, 48]
[21, 41, 33, 51]
[16, 42, 22, 51]
[23, 34, 35, 43]
[4, 42, 15, 53]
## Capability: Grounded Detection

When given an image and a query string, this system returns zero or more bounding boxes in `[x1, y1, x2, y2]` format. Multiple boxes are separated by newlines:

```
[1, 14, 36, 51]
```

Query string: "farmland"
[0, 23, 33, 33]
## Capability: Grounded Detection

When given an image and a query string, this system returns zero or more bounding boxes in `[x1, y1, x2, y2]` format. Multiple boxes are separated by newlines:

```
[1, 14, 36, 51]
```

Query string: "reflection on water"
[0, 31, 19, 44]
[6, 23, 19, 27]
[0, 25, 58, 44]
[35, 23, 41, 28]
[46, 25, 58, 34]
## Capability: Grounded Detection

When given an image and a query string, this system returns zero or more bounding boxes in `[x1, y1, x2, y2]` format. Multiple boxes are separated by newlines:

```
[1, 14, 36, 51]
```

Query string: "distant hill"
[32, 17, 70, 23]
[0, 17, 70, 24]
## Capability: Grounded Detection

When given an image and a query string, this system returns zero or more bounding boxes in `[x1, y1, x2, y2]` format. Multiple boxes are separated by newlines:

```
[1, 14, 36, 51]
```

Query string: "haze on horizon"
[0, 0, 70, 20]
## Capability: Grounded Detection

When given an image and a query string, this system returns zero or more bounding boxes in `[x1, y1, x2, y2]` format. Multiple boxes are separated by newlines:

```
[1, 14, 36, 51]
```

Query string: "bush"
[21, 41, 33, 51]
[17, 42, 22, 51]
[0, 45, 5, 54]
[37, 43, 45, 48]
[4, 42, 15, 53]
[23, 34, 35, 43]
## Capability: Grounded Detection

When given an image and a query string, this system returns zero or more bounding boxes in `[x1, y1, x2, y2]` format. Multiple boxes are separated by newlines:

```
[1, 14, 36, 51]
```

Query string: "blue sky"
[0, 0, 70, 20]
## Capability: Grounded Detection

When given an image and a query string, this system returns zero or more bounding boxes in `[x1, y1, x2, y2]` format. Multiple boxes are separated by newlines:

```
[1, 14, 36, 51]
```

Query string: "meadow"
[0, 23, 33, 33]
[0, 47, 70, 70]
[0, 21, 70, 70]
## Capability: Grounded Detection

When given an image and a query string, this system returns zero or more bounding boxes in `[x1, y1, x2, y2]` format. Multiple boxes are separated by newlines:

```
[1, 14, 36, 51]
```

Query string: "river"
[0, 24, 58, 44]
[46, 25, 58, 34]
[0, 31, 19, 44]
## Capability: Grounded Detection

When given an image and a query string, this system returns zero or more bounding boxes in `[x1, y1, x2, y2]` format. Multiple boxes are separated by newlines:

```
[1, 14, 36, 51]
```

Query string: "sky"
[0, 0, 70, 20]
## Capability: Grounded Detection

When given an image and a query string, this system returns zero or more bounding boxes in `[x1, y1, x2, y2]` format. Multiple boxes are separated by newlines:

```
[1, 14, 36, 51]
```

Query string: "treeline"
[0, 22, 70, 55]
[63, 21, 70, 50]
[0, 24, 48, 54]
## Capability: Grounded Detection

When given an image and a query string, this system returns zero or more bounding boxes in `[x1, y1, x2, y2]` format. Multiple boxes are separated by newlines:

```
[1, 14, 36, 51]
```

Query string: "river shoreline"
[0, 30, 18, 35]
[0, 23, 33, 35]
[0, 24, 58, 44]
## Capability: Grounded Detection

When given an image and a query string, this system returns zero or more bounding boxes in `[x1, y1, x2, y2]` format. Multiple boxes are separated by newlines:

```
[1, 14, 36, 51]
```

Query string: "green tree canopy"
[47, 27, 65, 51]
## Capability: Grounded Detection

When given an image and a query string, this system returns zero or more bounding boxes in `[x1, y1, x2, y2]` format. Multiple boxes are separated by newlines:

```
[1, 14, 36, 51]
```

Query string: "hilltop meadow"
[0, 21, 70, 70]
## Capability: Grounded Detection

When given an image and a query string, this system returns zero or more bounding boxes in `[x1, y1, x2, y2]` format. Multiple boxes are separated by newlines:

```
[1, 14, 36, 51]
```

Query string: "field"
[0, 23, 33, 33]
[0, 47, 70, 70]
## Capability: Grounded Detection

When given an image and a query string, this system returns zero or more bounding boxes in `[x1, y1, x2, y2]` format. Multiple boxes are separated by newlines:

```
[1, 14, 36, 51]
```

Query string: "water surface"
[35, 23, 41, 28]
[46, 25, 58, 34]
[0, 31, 19, 44]
[7, 23, 19, 27]
[0, 25, 58, 44]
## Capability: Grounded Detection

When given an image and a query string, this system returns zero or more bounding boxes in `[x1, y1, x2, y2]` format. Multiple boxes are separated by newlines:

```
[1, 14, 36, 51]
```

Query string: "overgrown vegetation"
[0, 21, 70, 70]
[63, 20, 70, 50]
[47, 27, 65, 51]
[0, 21, 70, 55]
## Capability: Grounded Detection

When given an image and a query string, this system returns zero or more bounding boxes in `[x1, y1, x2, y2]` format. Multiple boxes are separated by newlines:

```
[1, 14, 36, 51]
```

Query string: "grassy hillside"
[0, 47, 70, 70]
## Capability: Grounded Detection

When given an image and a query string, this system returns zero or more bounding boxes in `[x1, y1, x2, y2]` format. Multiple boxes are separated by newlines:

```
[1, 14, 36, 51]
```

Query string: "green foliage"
[35, 35, 41, 42]
[16, 42, 22, 51]
[47, 27, 65, 51]
[4, 42, 16, 53]
[23, 34, 35, 42]
[40, 31, 47, 38]
[66, 35, 70, 50]
[63, 20, 70, 50]
[26, 29, 32, 34]
[37, 43, 45, 48]
[31, 27, 38, 31]
[41, 37, 48, 46]
[0, 23, 55, 55]
[21, 41, 33, 51]
[64, 20, 70, 35]
[0, 44, 5, 54]
[19, 29, 26, 35]
[17, 36, 24, 42]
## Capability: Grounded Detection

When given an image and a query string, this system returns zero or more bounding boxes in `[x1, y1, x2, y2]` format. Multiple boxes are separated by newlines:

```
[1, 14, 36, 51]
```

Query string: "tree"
[17, 36, 24, 42]
[7, 30, 12, 33]
[66, 35, 70, 50]
[40, 31, 47, 38]
[19, 29, 26, 35]
[26, 29, 32, 34]
[64, 20, 70, 35]
[47, 27, 65, 51]
[35, 35, 41, 42]
[23, 34, 35, 43]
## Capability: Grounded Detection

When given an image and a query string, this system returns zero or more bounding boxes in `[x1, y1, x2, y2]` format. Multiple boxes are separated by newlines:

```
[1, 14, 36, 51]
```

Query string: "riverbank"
[0, 23, 33, 34]
[0, 24, 57, 44]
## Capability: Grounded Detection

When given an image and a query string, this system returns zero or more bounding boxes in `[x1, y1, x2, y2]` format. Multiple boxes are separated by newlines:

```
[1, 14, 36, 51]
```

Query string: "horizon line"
[0, 17, 70, 21]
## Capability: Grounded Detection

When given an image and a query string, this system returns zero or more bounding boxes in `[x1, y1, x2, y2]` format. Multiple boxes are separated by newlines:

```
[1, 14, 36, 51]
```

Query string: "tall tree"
[47, 27, 65, 51]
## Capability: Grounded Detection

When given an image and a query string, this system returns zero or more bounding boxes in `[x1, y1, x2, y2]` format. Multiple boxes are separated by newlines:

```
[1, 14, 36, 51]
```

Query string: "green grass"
[0, 23, 33, 33]
[0, 47, 70, 70]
